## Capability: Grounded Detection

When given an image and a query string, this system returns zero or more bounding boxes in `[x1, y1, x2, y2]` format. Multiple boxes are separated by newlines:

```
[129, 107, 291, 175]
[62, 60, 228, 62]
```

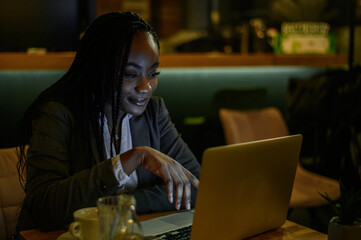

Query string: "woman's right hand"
[118, 146, 199, 210]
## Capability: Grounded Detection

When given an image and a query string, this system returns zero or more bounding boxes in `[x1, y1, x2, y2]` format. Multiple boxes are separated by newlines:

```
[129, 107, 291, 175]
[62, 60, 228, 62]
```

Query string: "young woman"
[16, 12, 200, 231]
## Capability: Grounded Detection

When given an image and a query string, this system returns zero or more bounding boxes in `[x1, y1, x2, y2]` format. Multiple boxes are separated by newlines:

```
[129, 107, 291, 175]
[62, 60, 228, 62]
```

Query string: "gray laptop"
[141, 135, 302, 240]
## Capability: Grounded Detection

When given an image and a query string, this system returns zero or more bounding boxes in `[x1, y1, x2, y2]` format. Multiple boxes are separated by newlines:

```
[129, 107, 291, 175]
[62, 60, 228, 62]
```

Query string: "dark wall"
[0, 0, 95, 51]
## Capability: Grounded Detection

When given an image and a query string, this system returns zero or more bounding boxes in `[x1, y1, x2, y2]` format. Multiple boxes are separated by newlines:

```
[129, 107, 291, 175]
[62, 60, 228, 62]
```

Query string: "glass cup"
[97, 195, 143, 240]
[69, 207, 99, 240]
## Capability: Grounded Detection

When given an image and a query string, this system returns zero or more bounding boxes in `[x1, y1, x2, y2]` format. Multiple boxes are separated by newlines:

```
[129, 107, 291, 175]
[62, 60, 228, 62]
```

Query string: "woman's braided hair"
[17, 12, 159, 187]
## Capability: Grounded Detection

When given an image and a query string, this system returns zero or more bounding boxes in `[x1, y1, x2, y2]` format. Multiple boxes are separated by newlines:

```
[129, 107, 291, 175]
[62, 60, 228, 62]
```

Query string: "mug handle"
[69, 221, 82, 239]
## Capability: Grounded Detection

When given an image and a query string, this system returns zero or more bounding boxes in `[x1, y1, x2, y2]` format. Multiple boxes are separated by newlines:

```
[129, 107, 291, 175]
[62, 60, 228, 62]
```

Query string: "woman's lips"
[129, 97, 148, 106]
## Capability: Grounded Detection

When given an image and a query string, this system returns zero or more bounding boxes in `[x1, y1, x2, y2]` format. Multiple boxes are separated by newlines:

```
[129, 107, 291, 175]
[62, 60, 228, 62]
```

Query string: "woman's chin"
[124, 105, 147, 116]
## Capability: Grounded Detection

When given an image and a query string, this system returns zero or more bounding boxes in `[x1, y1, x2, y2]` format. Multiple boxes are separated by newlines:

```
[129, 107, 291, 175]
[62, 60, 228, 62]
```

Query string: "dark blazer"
[17, 96, 201, 231]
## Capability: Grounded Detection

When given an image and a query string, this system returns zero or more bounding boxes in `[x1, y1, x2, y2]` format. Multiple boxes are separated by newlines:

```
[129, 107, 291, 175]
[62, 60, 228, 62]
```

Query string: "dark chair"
[0, 147, 26, 240]
[182, 87, 268, 162]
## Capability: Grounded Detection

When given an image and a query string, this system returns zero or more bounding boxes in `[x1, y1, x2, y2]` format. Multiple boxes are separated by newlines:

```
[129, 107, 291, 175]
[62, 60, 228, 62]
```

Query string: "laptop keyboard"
[153, 225, 192, 240]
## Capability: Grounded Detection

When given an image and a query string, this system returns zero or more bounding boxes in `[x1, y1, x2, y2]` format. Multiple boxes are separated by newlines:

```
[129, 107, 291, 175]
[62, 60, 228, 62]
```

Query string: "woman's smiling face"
[120, 30, 159, 116]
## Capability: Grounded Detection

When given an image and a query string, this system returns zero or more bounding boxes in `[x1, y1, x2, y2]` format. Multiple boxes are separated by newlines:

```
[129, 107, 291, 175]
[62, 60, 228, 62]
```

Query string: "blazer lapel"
[130, 115, 153, 187]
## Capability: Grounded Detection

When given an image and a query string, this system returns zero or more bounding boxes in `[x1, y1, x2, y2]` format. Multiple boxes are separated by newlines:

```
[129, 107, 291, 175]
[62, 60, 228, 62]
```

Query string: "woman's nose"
[135, 76, 152, 93]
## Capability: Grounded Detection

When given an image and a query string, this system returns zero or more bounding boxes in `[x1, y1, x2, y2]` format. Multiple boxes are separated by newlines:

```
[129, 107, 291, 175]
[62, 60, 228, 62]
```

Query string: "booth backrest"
[155, 67, 323, 121]
[0, 66, 324, 148]
[0, 70, 64, 148]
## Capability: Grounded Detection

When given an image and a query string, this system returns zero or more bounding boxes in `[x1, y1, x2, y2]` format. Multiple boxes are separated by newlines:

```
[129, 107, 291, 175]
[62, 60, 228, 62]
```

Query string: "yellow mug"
[69, 207, 99, 240]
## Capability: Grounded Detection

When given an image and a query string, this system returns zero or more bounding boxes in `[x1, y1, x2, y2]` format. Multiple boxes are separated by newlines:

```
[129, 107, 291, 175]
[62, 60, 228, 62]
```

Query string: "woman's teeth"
[132, 98, 147, 106]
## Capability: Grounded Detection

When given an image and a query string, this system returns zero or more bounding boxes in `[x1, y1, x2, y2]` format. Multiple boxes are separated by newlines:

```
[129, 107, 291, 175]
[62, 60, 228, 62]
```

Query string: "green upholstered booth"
[0, 67, 324, 158]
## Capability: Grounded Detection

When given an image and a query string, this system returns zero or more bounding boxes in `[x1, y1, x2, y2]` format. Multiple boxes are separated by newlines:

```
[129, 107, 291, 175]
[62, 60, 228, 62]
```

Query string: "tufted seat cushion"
[0, 147, 26, 240]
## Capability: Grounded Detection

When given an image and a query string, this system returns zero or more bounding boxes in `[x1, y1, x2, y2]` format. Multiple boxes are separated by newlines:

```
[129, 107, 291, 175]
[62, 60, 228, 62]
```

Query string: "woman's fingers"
[160, 164, 184, 209]
[180, 168, 194, 210]
[184, 181, 191, 210]
[169, 165, 193, 210]
[175, 180, 184, 210]
[163, 169, 174, 204]
[138, 146, 199, 210]
[158, 165, 199, 210]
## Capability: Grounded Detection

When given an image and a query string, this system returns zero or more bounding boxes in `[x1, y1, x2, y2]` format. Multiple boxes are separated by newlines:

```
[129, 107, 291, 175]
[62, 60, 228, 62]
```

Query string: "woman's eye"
[149, 70, 160, 78]
[124, 73, 137, 79]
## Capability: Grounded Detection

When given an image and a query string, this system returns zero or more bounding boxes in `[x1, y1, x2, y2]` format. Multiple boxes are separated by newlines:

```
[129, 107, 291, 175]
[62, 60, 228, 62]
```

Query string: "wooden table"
[20, 212, 327, 240]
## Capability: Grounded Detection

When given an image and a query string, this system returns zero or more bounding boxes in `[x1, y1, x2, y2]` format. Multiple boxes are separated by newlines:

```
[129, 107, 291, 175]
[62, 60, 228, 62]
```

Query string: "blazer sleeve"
[20, 102, 120, 231]
[133, 97, 201, 214]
